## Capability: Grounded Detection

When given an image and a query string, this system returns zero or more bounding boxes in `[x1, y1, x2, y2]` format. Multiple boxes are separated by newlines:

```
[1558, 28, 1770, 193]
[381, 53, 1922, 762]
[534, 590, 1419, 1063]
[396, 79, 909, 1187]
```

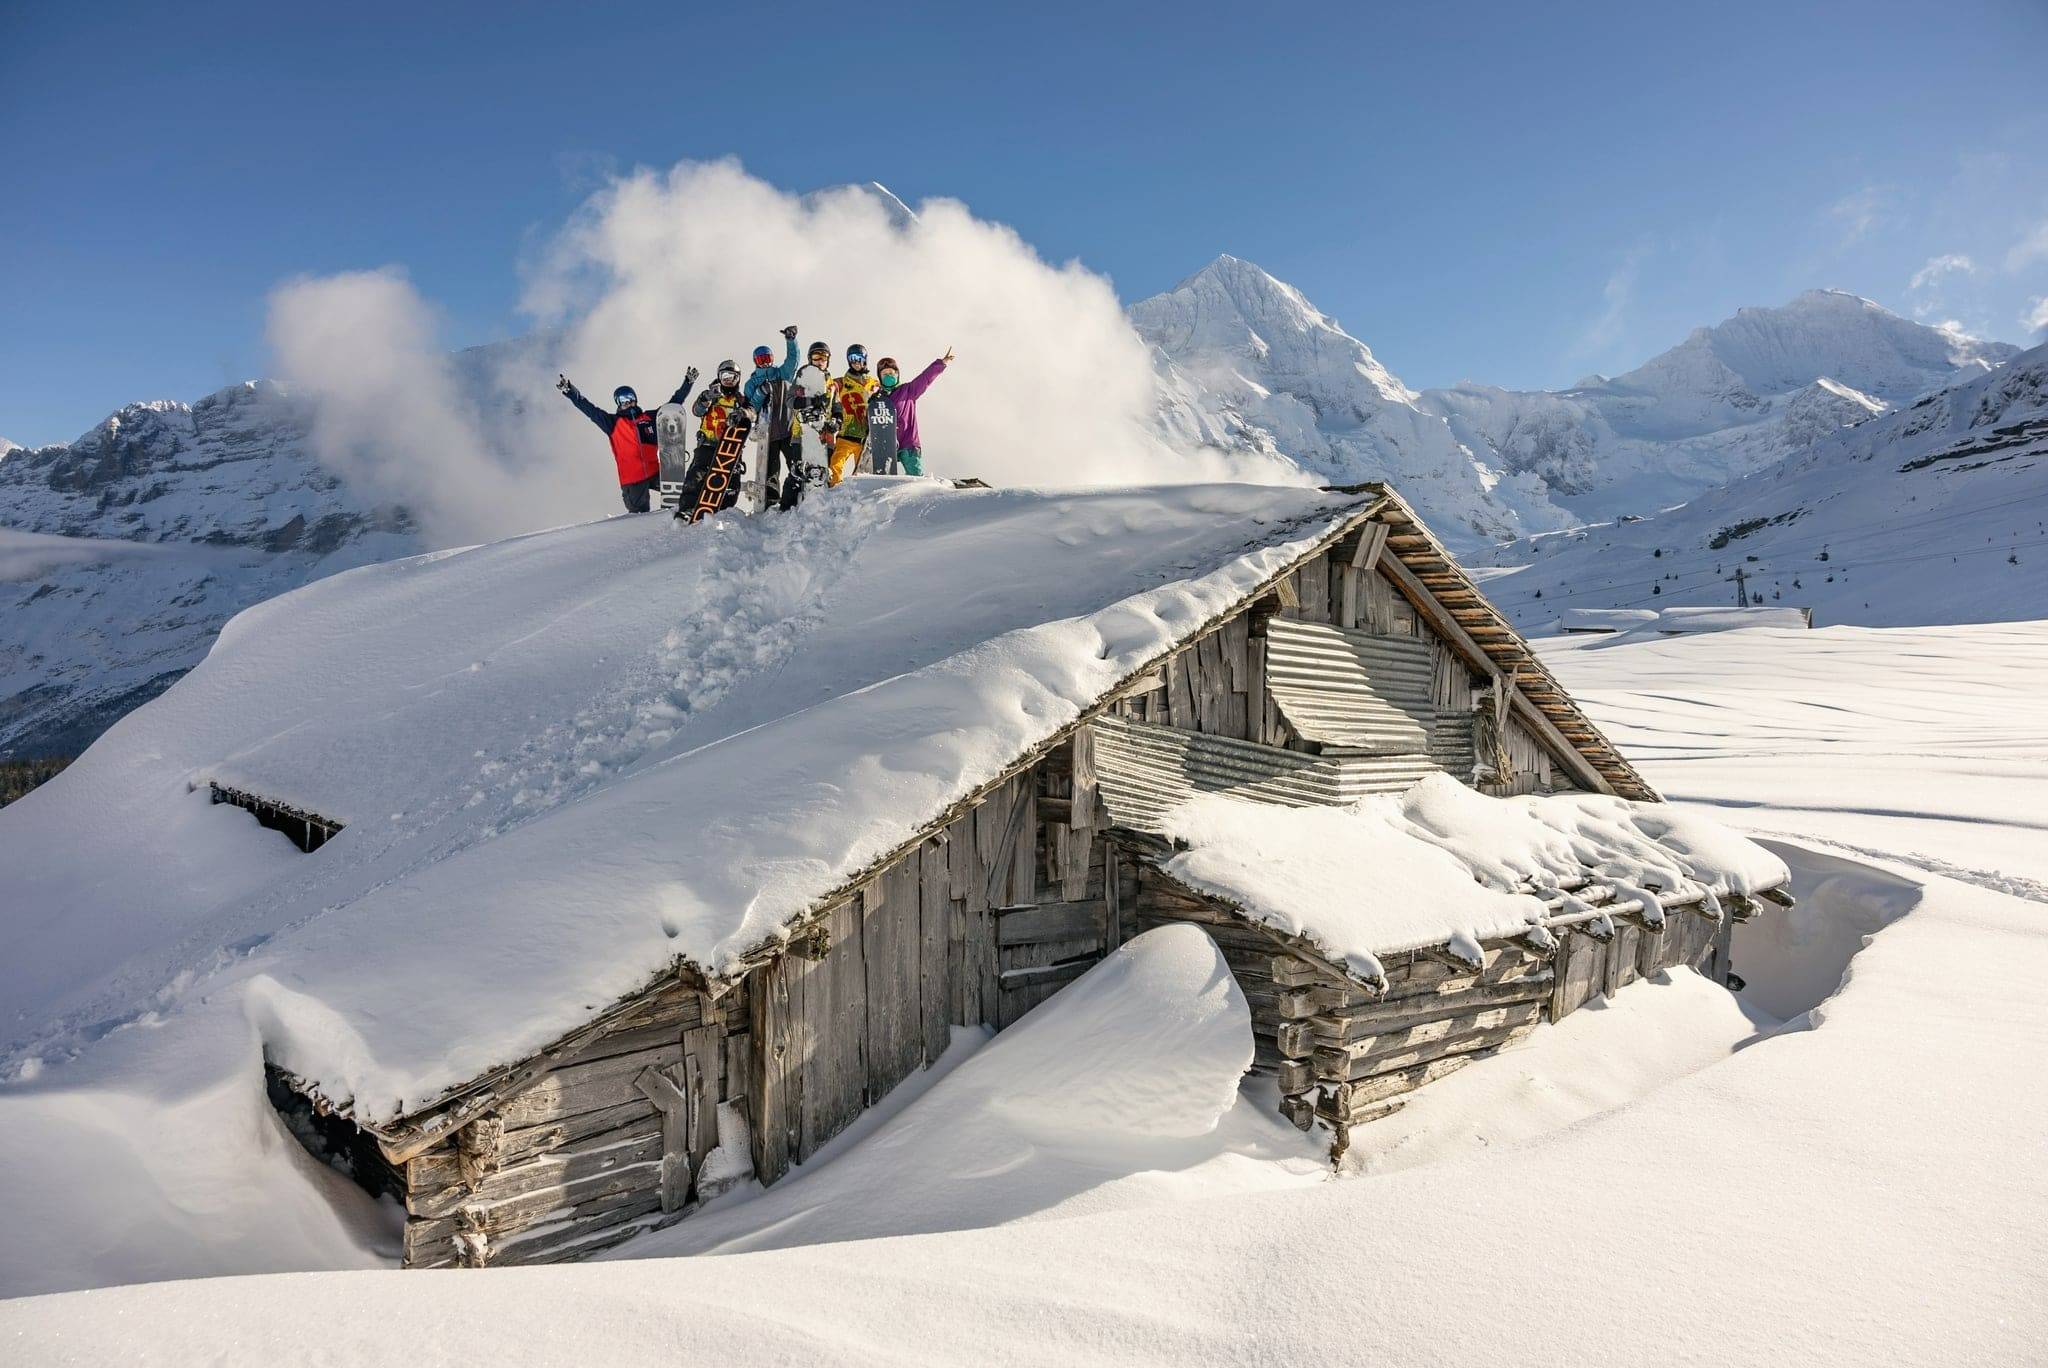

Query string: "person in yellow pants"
[823, 342, 880, 486]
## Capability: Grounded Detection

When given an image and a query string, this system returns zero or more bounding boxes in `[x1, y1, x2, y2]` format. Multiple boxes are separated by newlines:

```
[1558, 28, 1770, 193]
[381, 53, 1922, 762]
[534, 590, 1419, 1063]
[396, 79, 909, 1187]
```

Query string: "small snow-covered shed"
[6, 479, 1787, 1269]
[1653, 605, 1814, 633]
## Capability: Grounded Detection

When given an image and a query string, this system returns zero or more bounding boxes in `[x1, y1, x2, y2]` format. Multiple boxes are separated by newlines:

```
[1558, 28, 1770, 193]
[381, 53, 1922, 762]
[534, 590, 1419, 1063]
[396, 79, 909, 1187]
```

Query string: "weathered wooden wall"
[398, 978, 746, 1269]
[1103, 541, 1571, 797]
[1128, 863, 1731, 1153]
[746, 745, 1130, 1187]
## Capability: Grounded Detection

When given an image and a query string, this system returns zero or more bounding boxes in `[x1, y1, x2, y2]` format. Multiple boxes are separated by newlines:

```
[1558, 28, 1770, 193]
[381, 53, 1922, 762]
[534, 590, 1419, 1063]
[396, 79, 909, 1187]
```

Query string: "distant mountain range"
[1137, 255, 2018, 543]
[0, 257, 2030, 759]
[1471, 339, 2048, 630]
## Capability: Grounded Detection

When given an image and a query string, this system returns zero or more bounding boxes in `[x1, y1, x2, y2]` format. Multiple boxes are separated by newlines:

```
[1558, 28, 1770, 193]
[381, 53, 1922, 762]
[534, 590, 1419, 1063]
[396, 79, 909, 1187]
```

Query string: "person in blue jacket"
[742, 325, 803, 510]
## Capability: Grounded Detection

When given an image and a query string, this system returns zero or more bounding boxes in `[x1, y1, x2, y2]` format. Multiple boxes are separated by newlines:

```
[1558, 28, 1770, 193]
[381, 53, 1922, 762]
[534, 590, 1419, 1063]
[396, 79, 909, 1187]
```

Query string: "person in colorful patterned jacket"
[821, 343, 880, 487]
[680, 359, 750, 515]
[873, 349, 952, 477]
[556, 368, 697, 512]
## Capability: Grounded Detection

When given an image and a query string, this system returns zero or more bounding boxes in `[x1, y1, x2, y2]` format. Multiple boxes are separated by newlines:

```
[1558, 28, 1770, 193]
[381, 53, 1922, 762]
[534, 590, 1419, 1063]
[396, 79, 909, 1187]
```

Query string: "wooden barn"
[258, 483, 1789, 1269]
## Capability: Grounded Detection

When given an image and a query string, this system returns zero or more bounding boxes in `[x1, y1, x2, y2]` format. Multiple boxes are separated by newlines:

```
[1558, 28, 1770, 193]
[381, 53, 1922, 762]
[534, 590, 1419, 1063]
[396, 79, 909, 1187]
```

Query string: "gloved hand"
[781, 324, 799, 340]
[685, 365, 699, 386]
[555, 374, 573, 395]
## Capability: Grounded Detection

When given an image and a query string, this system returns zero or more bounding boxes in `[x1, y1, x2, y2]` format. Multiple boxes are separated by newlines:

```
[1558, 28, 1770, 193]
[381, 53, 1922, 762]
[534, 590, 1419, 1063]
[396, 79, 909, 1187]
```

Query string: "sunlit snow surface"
[4, 612, 2046, 1361]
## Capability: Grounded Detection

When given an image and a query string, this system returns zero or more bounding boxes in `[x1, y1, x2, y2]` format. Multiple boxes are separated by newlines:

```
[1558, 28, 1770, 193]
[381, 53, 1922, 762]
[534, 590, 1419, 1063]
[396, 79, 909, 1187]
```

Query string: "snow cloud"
[268, 162, 1298, 547]
[2024, 297, 2048, 336]
[1908, 254, 1975, 291]
[266, 269, 561, 545]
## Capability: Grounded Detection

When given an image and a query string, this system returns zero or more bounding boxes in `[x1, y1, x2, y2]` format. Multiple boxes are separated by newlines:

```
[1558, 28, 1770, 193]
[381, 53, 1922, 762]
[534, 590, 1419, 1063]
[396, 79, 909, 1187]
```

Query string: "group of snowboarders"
[556, 325, 952, 522]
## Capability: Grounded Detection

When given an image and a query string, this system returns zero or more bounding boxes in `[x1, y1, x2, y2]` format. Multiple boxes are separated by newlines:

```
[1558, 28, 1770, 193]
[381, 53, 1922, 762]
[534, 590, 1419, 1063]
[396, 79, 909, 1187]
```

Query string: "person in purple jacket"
[873, 348, 952, 476]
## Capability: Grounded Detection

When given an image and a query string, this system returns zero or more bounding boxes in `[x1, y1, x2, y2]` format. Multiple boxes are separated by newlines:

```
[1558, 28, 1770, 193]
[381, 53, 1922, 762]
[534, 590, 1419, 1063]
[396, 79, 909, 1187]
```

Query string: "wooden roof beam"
[1374, 550, 1616, 797]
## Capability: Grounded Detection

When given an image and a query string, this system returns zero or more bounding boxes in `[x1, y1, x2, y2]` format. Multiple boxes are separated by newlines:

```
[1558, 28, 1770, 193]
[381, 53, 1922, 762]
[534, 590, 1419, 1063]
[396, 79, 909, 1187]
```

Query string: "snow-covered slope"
[1419, 290, 2018, 519]
[1135, 256, 1572, 545]
[1474, 342, 2048, 629]
[0, 382, 418, 758]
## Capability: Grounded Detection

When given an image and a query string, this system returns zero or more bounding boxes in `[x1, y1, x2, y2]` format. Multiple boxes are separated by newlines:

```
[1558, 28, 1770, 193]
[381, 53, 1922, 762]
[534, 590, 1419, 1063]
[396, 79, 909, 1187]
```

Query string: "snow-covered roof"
[1560, 608, 1658, 632]
[0, 481, 1385, 1125]
[1652, 605, 1812, 633]
[1160, 774, 1789, 983]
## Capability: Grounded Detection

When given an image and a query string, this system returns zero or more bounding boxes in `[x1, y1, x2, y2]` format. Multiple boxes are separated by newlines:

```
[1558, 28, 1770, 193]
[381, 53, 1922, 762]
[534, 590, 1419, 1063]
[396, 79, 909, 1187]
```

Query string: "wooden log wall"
[1130, 863, 1735, 1156]
[397, 978, 741, 1269]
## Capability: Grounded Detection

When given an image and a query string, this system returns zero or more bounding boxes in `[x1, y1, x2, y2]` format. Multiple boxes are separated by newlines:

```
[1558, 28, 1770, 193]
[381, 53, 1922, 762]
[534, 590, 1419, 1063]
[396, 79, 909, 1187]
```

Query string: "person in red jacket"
[556, 369, 698, 512]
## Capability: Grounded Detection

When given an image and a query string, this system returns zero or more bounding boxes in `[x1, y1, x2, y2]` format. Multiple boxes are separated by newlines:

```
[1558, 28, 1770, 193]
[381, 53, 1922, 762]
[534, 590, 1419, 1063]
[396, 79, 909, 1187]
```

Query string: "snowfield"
[3, 571, 2044, 1362]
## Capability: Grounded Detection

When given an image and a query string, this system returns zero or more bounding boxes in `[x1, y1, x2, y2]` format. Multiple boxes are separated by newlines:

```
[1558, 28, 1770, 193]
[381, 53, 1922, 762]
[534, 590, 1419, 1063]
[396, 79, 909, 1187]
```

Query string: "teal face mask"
[879, 373, 900, 390]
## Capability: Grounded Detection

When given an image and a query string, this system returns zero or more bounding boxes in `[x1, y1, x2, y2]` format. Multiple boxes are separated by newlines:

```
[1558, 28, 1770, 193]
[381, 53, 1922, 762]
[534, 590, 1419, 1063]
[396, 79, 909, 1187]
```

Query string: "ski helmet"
[808, 341, 831, 363]
[753, 345, 774, 367]
[716, 360, 740, 387]
[877, 358, 900, 390]
[613, 386, 639, 409]
[846, 344, 868, 371]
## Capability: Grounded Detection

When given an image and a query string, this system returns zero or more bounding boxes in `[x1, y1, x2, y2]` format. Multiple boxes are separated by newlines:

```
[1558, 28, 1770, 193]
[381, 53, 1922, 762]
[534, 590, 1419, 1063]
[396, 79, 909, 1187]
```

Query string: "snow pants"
[896, 446, 924, 477]
[760, 433, 801, 511]
[619, 475, 660, 513]
[827, 435, 864, 486]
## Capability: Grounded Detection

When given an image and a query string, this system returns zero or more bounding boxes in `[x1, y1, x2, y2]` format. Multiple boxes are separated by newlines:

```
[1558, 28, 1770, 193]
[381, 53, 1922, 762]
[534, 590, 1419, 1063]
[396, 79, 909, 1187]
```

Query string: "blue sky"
[4, 0, 2046, 447]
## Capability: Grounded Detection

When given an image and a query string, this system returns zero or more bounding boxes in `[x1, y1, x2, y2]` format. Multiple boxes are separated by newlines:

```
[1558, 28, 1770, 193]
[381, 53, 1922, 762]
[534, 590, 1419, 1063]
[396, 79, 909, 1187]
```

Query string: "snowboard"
[680, 403, 752, 524]
[655, 404, 692, 512]
[862, 390, 901, 475]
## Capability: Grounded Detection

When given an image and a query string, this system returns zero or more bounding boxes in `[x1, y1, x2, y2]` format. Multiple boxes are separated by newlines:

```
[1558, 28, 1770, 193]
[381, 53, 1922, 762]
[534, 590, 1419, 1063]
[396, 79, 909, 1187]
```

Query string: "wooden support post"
[635, 1064, 694, 1215]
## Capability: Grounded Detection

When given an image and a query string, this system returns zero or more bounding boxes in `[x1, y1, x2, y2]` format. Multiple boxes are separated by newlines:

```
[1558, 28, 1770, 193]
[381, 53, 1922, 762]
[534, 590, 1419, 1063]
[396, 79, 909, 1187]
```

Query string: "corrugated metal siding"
[1093, 716, 1441, 836]
[1263, 617, 1435, 752]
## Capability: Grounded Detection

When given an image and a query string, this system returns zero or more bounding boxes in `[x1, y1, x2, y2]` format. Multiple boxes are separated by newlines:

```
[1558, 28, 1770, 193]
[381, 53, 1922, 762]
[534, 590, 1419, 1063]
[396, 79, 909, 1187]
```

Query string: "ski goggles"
[613, 389, 639, 408]
[752, 350, 774, 365]
[716, 366, 741, 384]
[845, 347, 868, 365]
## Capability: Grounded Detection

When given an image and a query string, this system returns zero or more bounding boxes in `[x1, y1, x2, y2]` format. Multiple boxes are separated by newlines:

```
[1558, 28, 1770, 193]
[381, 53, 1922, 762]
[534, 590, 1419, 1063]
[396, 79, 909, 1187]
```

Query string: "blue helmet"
[846, 344, 868, 370]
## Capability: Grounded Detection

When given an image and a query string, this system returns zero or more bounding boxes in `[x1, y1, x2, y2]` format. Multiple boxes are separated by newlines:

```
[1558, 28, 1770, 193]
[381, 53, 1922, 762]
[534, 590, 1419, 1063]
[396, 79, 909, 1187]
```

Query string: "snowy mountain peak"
[1614, 289, 2017, 407]
[1134, 255, 1415, 411]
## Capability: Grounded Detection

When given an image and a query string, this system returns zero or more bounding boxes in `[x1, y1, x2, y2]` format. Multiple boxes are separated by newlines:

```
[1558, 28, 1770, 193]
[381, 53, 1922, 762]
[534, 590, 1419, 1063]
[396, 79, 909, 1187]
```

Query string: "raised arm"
[663, 366, 700, 408]
[557, 375, 613, 431]
[900, 355, 948, 401]
[776, 329, 800, 380]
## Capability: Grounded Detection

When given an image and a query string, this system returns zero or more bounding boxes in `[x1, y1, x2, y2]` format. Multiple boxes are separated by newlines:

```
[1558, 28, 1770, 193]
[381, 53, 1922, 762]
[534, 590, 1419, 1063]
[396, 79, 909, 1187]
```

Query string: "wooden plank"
[681, 1024, 722, 1178]
[1103, 842, 1123, 947]
[1351, 521, 1389, 572]
[495, 1043, 685, 1130]
[996, 899, 1107, 946]
[406, 1152, 664, 1243]
[1311, 975, 1555, 1041]
[633, 1064, 692, 1214]
[999, 958, 1098, 991]
[749, 950, 802, 1185]
[1166, 650, 1197, 730]
[799, 896, 868, 1162]
[1315, 1002, 1541, 1081]
[409, 1112, 662, 1211]
[1324, 1053, 1481, 1116]
[919, 839, 952, 1066]
[864, 857, 923, 1099]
